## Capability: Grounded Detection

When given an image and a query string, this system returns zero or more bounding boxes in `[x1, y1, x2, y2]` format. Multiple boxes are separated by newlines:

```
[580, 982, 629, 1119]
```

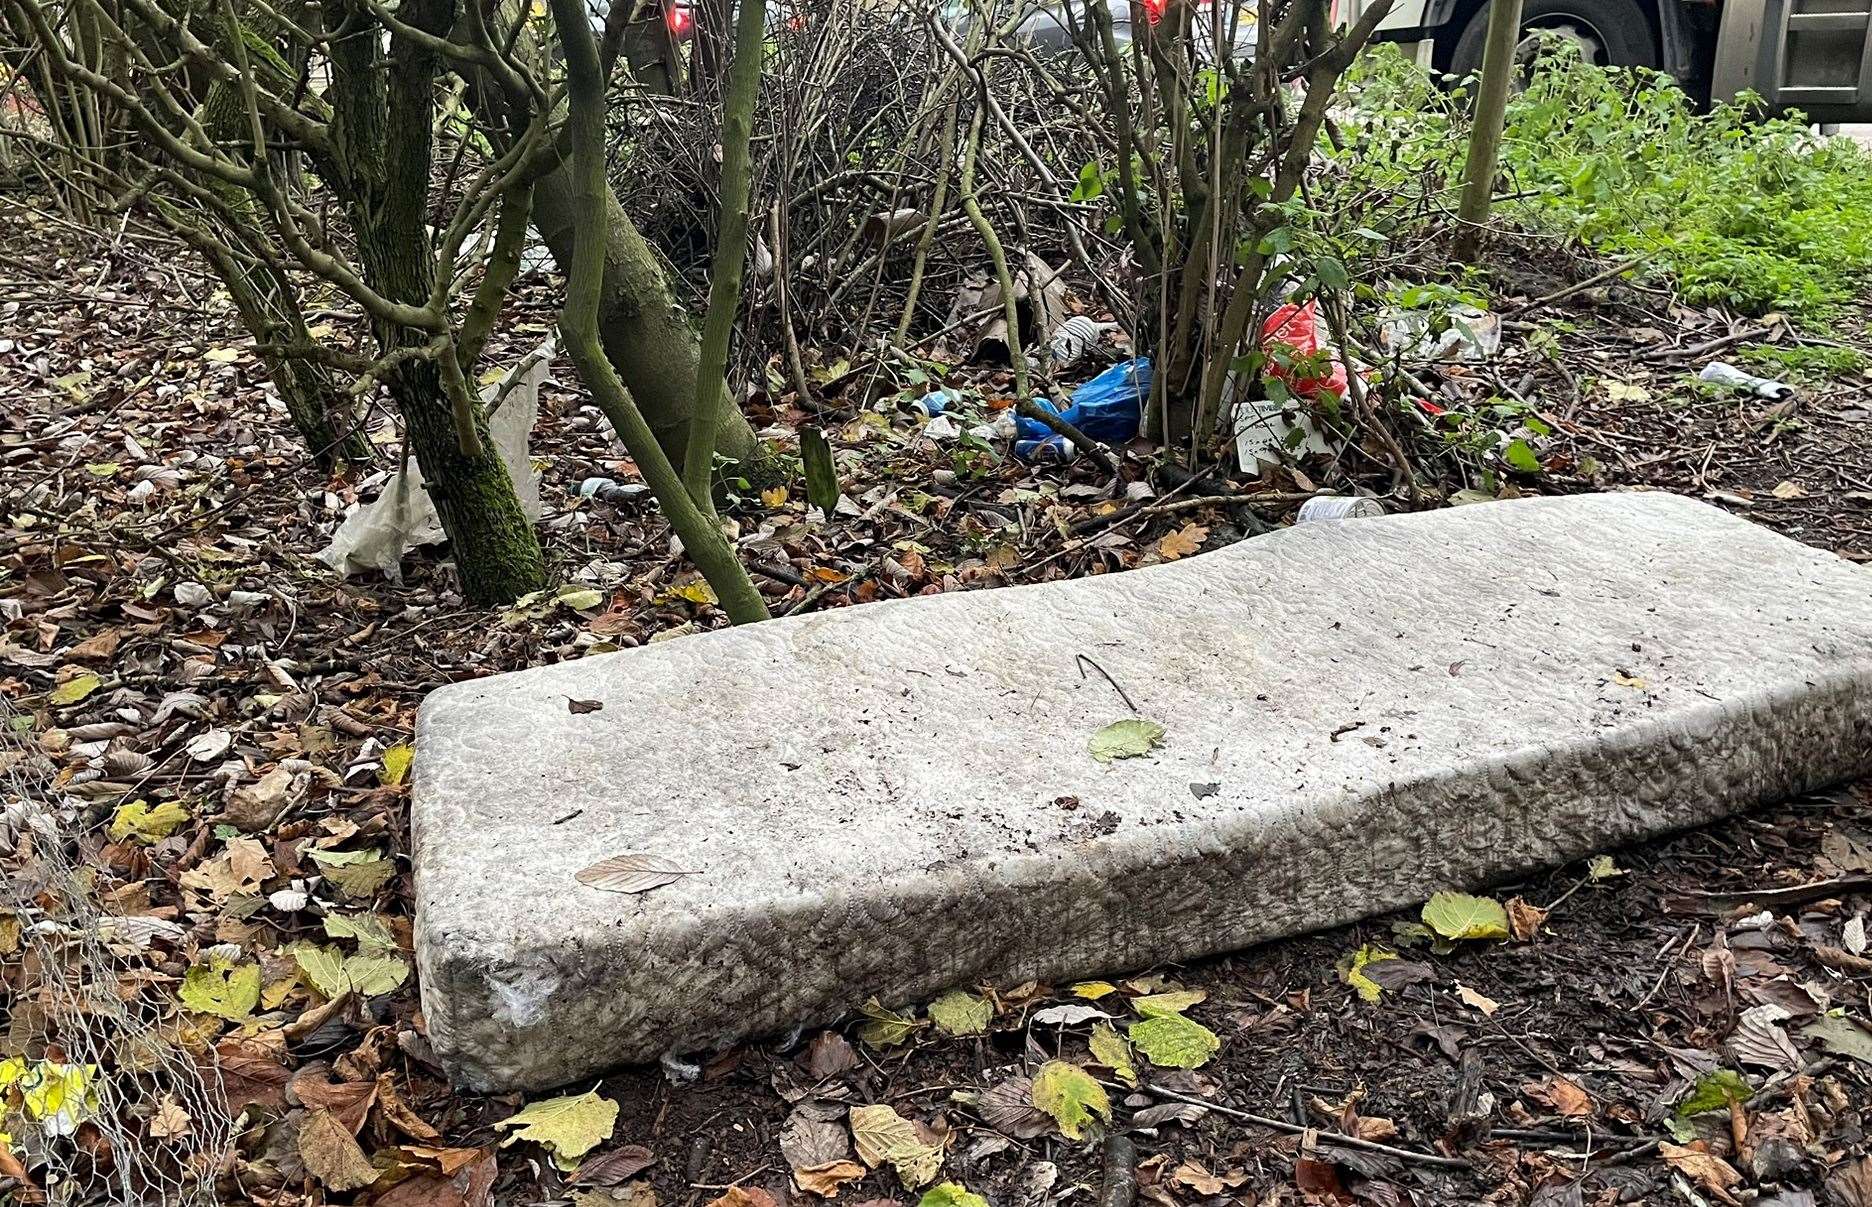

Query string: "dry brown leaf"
[1731, 1013, 1802, 1072]
[1528, 1077, 1593, 1118]
[1507, 896, 1547, 941]
[1826, 1155, 1872, 1207]
[1171, 1162, 1223, 1195]
[575, 853, 695, 894]
[1456, 984, 1499, 1016]
[149, 1096, 192, 1140]
[375, 1148, 499, 1207]
[806, 1031, 858, 1079]
[706, 1188, 780, 1207]
[376, 1073, 442, 1142]
[69, 630, 123, 661]
[180, 836, 275, 900]
[290, 1064, 378, 1134]
[1354, 1116, 1398, 1142]
[405, 1145, 495, 1177]
[571, 1144, 657, 1187]
[1156, 524, 1208, 561]
[795, 1160, 867, 1197]
[978, 1077, 1050, 1139]
[1822, 828, 1872, 874]
[212, 1036, 291, 1114]
[1660, 1141, 1742, 1205]
[299, 1106, 380, 1192]
[1814, 945, 1872, 976]
[781, 1108, 850, 1171]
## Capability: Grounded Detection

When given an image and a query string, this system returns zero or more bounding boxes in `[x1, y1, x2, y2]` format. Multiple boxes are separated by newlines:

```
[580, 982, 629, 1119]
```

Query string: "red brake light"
[1142, 0, 1166, 24]
[665, 1, 692, 36]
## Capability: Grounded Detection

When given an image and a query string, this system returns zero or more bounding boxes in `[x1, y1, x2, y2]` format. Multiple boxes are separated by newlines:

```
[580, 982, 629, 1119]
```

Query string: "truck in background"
[1342, 0, 1872, 122]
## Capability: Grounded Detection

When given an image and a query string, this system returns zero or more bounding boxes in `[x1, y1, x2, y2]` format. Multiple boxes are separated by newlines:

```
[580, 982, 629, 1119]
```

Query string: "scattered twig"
[1099, 1132, 1137, 1207]
[1076, 653, 1139, 714]
[1123, 1082, 1472, 1170]
[1501, 254, 1647, 320]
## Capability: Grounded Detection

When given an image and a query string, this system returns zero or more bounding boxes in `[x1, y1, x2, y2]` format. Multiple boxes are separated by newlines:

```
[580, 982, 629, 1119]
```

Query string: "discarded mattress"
[411, 492, 1872, 1090]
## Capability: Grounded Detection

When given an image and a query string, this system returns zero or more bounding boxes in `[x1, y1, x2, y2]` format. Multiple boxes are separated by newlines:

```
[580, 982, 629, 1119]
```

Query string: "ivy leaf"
[495, 1088, 619, 1169]
[1029, 1060, 1109, 1140]
[107, 799, 190, 844]
[849, 1103, 942, 1188]
[919, 1184, 987, 1207]
[857, 998, 920, 1047]
[1089, 1022, 1137, 1088]
[1422, 892, 1510, 941]
[1088, 718, 1165, 764]
[927, 990, 991, 1037]
[179, 955, 261, 1021]
[380, 743, 414, 786]
[1128, 1013, 1221, 1069]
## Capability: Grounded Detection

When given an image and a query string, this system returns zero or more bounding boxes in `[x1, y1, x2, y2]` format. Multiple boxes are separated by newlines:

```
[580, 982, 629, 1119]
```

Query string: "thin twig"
[1076, 653, 1138, 713]
[1121, 1082, 1472, 1170]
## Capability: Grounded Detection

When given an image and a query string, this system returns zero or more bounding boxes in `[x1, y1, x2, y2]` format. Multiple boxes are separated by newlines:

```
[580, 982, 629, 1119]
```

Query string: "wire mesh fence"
[2, 697, 233, 1205]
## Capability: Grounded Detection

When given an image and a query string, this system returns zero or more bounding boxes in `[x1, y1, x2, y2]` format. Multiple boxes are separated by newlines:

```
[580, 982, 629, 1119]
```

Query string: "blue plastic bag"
[1014, 357, 1150, 460]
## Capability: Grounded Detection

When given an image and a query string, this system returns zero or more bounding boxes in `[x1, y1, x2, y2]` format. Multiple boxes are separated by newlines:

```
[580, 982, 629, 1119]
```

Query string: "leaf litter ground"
[2, 198, 1870, 1206]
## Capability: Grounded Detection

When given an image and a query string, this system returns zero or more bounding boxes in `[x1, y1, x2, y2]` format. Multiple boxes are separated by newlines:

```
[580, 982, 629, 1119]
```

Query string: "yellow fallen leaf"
[48, 672, 101, 707]
[1029, 1060, 1109, 1140]
[849, 1103, 941, 1188]
[107, 799, 190, 844]
[179, 955, 261, 1021]
[794, 1159, 866, 1197]
[1089, 1022, 1136, 1088]
[380, 743, 414, 786]
[495, 1088, 619, 1169]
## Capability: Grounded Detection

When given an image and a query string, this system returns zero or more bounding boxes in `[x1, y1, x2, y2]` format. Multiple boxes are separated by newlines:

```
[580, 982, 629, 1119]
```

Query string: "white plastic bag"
[317, 339, 552, 582]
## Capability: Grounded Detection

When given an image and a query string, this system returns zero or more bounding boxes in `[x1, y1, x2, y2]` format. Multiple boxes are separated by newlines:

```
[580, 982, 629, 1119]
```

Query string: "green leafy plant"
[1329, 44, 1872, 324]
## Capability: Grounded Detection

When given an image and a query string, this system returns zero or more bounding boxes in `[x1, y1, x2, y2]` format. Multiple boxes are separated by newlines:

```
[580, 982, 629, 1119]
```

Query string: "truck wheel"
[1447, 0, 1658, 77]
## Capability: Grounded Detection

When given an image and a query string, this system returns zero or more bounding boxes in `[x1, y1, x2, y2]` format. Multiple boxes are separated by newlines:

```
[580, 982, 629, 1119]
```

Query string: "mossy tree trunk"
[319, 0, 546, 603]
[529, 171, 769, 479]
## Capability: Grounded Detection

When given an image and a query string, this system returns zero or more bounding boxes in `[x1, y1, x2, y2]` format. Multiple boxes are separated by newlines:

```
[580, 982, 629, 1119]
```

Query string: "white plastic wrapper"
[317, 339, 552, 582]
[1699, 359, 1794, 401]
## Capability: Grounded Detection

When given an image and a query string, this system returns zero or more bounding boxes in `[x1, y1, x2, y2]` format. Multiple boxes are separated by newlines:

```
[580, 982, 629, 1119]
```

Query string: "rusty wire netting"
[1, 696, 233, 1205]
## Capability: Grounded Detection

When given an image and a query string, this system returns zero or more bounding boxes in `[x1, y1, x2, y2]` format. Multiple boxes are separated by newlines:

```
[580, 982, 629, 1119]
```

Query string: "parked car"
[978, 0, 1260, 57]
[656, 0, 1258, 58]
[1343, 0, 1872, 122]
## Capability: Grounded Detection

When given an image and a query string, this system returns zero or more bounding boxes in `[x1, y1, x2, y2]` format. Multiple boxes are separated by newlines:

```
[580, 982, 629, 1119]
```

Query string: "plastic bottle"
[1296, 496, 1384, 522]
[579, 477, 649, 503]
